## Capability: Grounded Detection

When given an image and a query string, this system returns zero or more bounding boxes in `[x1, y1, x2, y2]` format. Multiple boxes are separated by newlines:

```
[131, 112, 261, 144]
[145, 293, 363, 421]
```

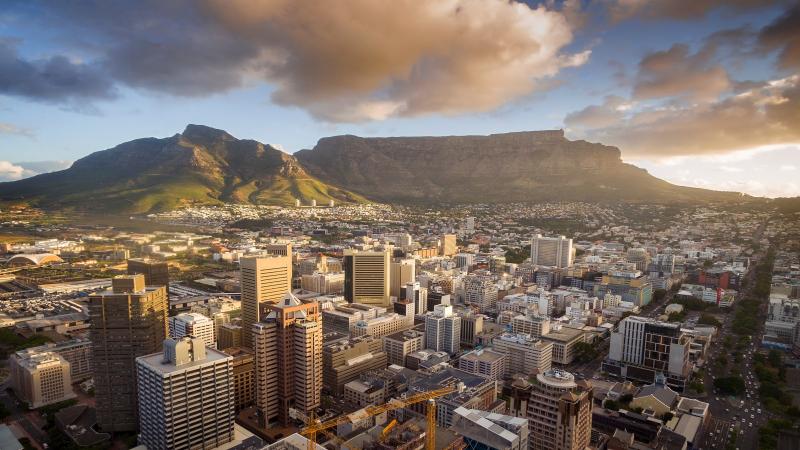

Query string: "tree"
[662, 412, 674, 422]
[713, 376, 745, 395]
[573, 342, 599, 363]
[698, 314, 722, 327]
[604, 400, 620, 411]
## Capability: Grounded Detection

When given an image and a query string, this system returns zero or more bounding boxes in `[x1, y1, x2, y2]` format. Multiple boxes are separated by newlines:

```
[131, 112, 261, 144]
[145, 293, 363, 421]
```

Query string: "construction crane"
[301, 385, 456, 450]
[379, 419, 398, 442]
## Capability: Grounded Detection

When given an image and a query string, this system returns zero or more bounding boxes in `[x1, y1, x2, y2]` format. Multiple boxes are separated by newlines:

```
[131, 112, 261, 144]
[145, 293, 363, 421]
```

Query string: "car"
[757, 408, 762, 413]
[742, 418, 746, 423]
[749, 422, 753, 427]
[751, 414, 755, 419]
[745, 409, 748, 413]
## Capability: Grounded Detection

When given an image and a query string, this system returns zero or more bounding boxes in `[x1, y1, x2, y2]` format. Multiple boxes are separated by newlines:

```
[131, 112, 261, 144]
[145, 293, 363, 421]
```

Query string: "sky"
[0, 0, 799, 197]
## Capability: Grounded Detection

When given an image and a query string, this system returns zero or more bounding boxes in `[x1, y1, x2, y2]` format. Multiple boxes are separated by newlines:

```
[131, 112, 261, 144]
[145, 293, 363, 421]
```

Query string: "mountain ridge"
[0, 125, 748, 212]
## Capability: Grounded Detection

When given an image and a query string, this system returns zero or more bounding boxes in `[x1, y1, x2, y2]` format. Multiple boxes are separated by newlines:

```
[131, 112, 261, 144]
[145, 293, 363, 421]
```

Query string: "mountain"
[0, 125, 366, 213]
[295, 130, 744, 204]
[0, 126, 747, 213]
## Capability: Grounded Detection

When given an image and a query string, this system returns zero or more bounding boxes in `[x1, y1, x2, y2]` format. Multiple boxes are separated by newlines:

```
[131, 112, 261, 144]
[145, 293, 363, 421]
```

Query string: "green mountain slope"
[0, 125, 366, 213]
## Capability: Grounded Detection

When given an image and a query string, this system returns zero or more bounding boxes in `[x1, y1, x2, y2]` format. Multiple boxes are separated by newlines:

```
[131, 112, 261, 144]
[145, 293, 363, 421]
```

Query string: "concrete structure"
[460, 313, 484, 346]
[425, 304, 461, 355]
[527, 369, 593, 450]
[324, 303, 414, 338]
[264, 243, 292, 257]
[322, 335, 387, 394]
[169, 312, 216, 348]
[530, 234, 574, 268]
[389, 258, 416, 299]
[451, 407, 529, 450]
[240, 255, 292, 348]
[136, 337, 235, 450]
[511, 314, 551, 337]
[440, 234, 457, 257]
[541, 326, 585, 365]
[604, 316, 691, 391]
[253, 293, 322, 427]
[343, 249, 391, 307]
[9, 350, 75, 409]
[300, 272, 344, 295]
[343, 379, 384, 407]
[218, 323, 243, 350]
[127, 258, 169, 291]
[492, 332, 553, 376]
[595, 270, 654, 307]
[89, 275, 168, 432]
[464, 275, 498, 313]
[382, 329, 425, 366]
[458, 348, 507, 381]
[24, 338, 92, 381]
[222, 347, 255, 412]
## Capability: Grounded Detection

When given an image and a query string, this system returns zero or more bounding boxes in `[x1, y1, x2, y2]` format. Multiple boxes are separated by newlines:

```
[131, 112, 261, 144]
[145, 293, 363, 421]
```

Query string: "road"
[0, 382, 47, 446]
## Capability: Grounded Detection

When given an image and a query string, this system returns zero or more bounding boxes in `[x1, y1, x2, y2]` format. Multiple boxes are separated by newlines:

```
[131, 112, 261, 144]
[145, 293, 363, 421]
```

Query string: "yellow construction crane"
[301, 385, 456, 450]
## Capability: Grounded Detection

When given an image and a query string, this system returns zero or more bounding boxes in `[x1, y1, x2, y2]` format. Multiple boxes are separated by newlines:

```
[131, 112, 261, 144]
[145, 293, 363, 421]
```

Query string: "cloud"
[0, 160, 71, 182]
[16, 160, 72, 173]
[780, 164, 797, 171]
[0, 122, 33, 137]
[0, 161, 33, 181]
[564, 95, 629, 128]
[758, 4, 800, 70]
[605, 0, 785, 21]
[565, 74, 800, 157]
[0, 39, 116, 104]
[16, 0, 587, 122]
[633, 44, 730, 101]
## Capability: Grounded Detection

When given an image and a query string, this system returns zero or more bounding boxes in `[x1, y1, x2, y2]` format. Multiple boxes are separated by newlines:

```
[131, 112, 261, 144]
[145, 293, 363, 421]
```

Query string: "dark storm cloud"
[0, 39, 116, 103]
[758, 4, 800, 69]
[606, 0, 786, 21]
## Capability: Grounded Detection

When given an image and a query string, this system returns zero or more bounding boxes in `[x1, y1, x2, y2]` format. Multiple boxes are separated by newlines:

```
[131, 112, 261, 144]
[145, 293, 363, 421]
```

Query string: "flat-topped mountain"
[0, 125, 365, 213]
[0, 126, 746, 213]
[295, 130, 743, 204]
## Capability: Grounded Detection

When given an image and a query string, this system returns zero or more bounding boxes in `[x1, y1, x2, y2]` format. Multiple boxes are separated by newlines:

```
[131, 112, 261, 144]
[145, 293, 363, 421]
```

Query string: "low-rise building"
[9, 350, 75, 409]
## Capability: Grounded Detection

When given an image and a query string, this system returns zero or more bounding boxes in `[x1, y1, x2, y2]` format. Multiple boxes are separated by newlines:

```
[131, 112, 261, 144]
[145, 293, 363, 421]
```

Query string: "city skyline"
[0, 1, 798, 197]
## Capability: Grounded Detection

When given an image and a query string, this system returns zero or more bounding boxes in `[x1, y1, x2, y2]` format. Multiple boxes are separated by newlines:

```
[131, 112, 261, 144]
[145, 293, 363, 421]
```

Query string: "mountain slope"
[295, 130, 745, 204]
[0, 125, 366, 213]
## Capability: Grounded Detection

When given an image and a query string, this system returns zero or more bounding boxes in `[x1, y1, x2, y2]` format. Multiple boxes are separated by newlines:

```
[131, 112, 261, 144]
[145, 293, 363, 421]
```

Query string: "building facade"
[343, 249, 391, 307]
[240, 255, 292, 348]
[9, 351, 75, 409]
[527, 370, 592, 450]
[169, 312, 216, 348]
[531, 235, 574, 268]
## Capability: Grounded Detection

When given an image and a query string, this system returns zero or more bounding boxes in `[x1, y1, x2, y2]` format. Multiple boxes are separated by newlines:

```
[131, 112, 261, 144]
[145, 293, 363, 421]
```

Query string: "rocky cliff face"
[295, 130, 734, 203]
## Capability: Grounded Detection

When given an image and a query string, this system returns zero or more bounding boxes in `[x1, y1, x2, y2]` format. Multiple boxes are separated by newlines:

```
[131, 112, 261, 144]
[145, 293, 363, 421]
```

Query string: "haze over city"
[1, 0, 799, 197]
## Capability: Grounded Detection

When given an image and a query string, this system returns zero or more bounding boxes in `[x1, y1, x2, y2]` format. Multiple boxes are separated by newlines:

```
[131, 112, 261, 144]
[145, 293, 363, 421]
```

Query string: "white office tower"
[403, 282, 428, 318]
[390, 258, 416, 298]
[136, 337, 235, 450]
[169, 312, 216, 349]
[530, 234, 574, 268]
[425, 304, 461, 355]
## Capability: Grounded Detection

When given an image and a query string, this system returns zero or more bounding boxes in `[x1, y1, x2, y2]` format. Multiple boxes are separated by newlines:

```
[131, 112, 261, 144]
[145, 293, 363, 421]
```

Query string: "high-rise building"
[137, 337, 235, 450]
[127, 258, 169, 290]
[605, 316, 691, 390]
[460, 313, 484, 346]
[389, 258, 416, 299]
[240, 255, 292, 348]
[322, 335, 388, 394]
[264, 242, 292, 257]
[218, 323, 243, 350]
[89, 275, 168, 432]
[211, 311, 231, 344]
[594, 270, 653, 306]
[455, 253, 475, 269]
[22, 338, 92, 381]
[527, 369, 592, 450]
[530, 234, 574, 268]
[492, 332, 553, 376]
[253, 293, 322, 427]
[440, 234, 457, 257]
[169, 312, 216, 348]
[9, 350, 75, 409]
[301, 272, 344, 294]
[221, 347, 255, 412]
[343, 249, 391, 307]
[626, 248, 651, 272]
[425, 304, 461, 355]
[401, 282, 427, 317]
[465, 217, 476, 233]
[511, 314, 551, 337]
[463, 274, 498, 313]
[382, 329, 426, 366]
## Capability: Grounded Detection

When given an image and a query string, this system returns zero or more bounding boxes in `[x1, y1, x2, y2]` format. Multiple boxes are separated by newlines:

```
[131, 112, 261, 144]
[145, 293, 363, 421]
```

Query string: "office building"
[541, 326, 585, 365]
[240, 255, 292, 348]
[218, 323, 243, 350]
[382, 329, 426, 366]
[451, 407, 529, 450]
[137, 337, 235, 450]
[604, 316, 691, 390]
[458, 348, 507, 381]
[455, 253, 475, 269]
[222, 347, 255, 412]
[401, 282, 427, 318]
[527, 369, 592, 450]
[89, 275, 168, 432]
[427, 288, 451, 312]
[169, 312, 216, 348]
[323, 335, 388, 394]
[440, 234, 457, 257]
[9, 351, 75, 409]
[530, 234, 574, 268]
[511, 314, 551, 337]
[626, 248, 651, 272]
[460, 313, 484, 346]
[594, 270, 654, 307]
[464, 274, 498, 313]
[253, 293, 322, 427]
[264, 242, 292, 257]
[23, 338, 92, 381]
[127, 258, 169, 290]
[301, 272, 344, 294]
[492, 332, 553, 376]
[343, 249, 391, 307]
[425, 304, 461, 355]
[389, 258, 416, 299]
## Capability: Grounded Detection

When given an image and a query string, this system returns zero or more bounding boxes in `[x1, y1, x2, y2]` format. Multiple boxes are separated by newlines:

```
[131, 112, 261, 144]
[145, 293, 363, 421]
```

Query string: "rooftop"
[137, 345, 231, 375]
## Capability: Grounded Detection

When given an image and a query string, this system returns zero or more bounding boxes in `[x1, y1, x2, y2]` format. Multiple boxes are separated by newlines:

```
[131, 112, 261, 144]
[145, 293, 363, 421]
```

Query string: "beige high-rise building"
[240, 255, 292, 348]
[137, 337, 235, 450]
[89, 275, 168, 432]
[253, 293, 322, 427]
[389, 258, 416, 299]
[344, 249, 391, 307]
[9, 350, 75, 409]
[440, 234, 457, 256]
[222, 347, 255, 412]
[527, 369, 592, 450]
[530, 234, 574, 268]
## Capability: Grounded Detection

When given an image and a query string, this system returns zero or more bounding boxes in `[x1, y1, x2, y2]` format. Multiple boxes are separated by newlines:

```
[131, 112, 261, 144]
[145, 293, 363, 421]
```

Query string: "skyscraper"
[169, 312, 216, 348]
[253, 293, 322, 427]
[136, 337, 235, 450]
[127, 258, 169, 291]
[343, 249, 391, 307]
[530, 234, 574, 268]
[240, 255, 292, 348]
[89, 275, 168, 432]
[440, 234, 457, 256]
[425, 304, 461, 355]
[527, 369, 592, 450]
[389, 258, 416, 299]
